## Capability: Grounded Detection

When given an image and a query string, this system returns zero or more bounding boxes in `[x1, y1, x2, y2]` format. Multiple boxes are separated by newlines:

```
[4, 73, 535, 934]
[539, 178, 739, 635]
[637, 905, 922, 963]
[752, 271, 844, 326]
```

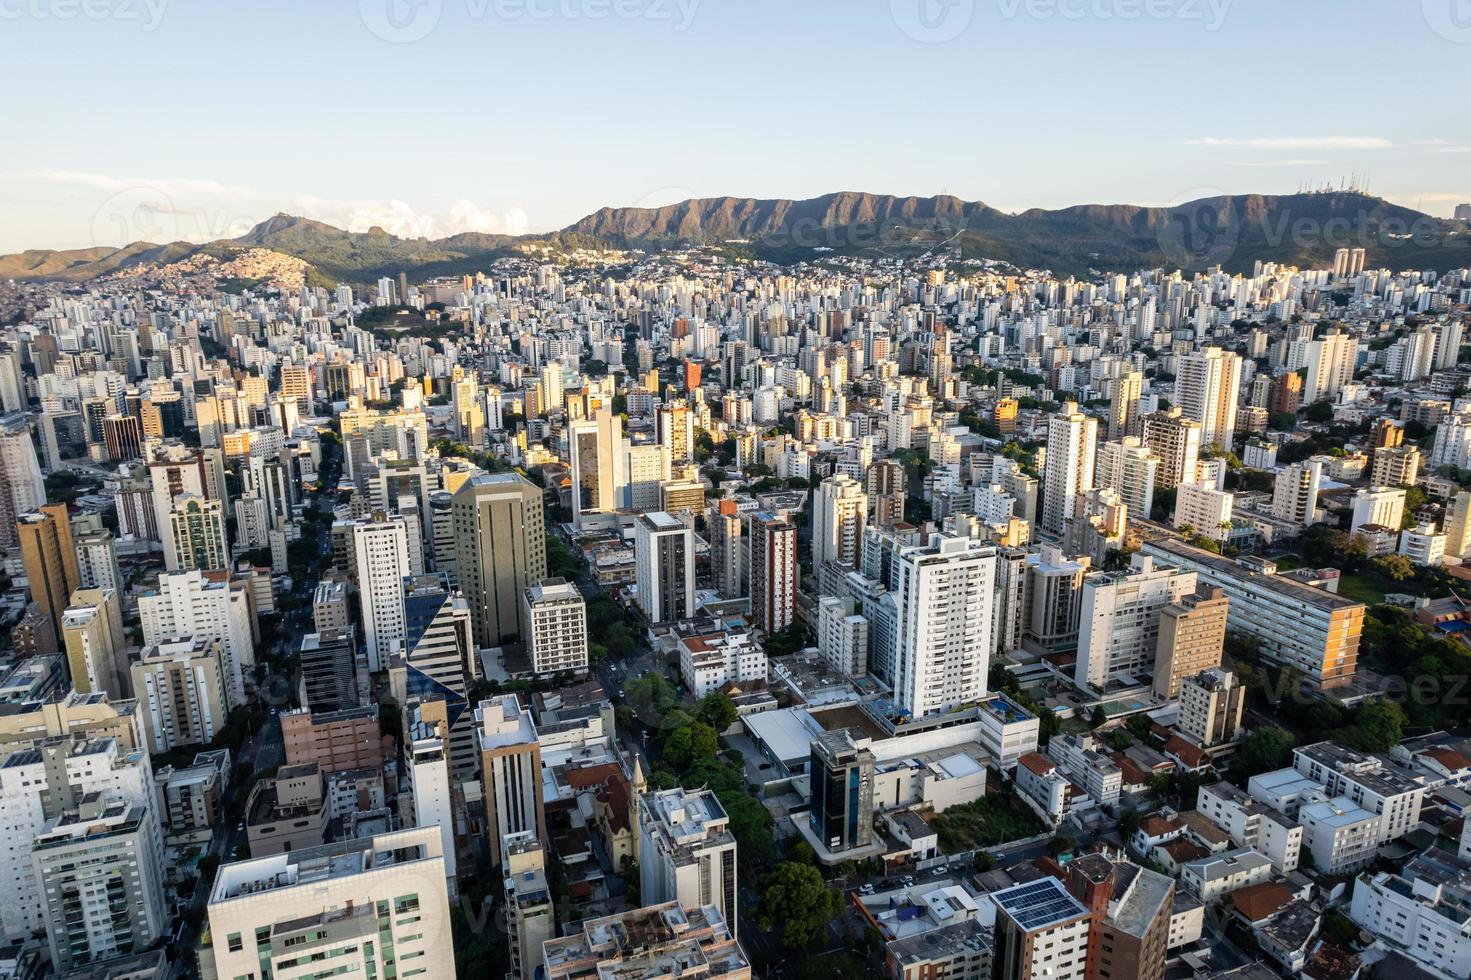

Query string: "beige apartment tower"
[17, 504, 80, 651]
[61, 587, 129, 701]
[453, 473, 547, 649]
[1152, 587, 1230, 699]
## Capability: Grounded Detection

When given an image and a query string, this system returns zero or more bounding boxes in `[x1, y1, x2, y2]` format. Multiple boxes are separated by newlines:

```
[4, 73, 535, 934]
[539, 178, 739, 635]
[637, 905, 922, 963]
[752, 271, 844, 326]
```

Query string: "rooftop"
[990, 877, 1090, 932]
[211, 827, 439, 903]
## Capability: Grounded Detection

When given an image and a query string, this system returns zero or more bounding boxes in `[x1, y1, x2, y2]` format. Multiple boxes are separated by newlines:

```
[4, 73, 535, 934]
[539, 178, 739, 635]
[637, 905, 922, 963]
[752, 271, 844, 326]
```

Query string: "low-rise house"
[1131, 814, 1185, 855]
[1180, 847, 1274, 904]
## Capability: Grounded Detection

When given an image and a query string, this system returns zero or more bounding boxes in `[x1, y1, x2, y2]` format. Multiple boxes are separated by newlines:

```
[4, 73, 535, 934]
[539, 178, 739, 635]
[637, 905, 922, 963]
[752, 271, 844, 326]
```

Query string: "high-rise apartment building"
[569, 408, 627, 528]
[1350, 486, 1407, 533]
[1108, 371, 1143, 440]
[74, 526, 122, 595]
[1065, 854, 1173, 980]
[813, 473, 867, 589]
[1142, 412, 1202, 489]
[200, 828, 455, 980]
[139, 568, 256, 708]
[1178, 668, 1246, 747]
[0, 735, 160, 945]
[1370, 445, 1421, 488]
[33, 797, 168, 972]
[131, 637, 231, 753]
[749, 511, 798, 635]
[708, 498, 743, 599]
[350, 510, 412, 672]
[816, 595, 869, 678]
[1151, 587, 1230, 699]
[990, 877, 1092, 980]
[17, 504, 80, 652]
[503, 830, 553, 980]
[639, 787, 739, 932]
[0, 415, 46, 552]
[656, 402, 694, 464]
[1177, 347, 1243, 450]
[167, 494, 229, 572]
[1300, 330, 1358, 405]
[453, 473, 547, 649]
[61, 588, 128, 701]
[1173, 481, 1234, 542]
[1271, 458, 1324, 526]
[634, 511, 695, 624]
[478, 695, 545, 868]
[1043, 402, 1098, 535]
[403, 711, 456, 889]
[523, 578, 588, 675]
[1445, 491, 1471, 560]
[1075, 556, 1197, 693]
[1095, 437, 1158, 521]
[893, 534, 997, 720]
[299, 627, 358, 712]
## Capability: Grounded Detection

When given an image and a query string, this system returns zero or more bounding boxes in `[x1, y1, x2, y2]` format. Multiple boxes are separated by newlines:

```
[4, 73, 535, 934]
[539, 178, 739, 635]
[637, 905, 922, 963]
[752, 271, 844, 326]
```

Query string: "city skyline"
[2, 0, 1469, 251]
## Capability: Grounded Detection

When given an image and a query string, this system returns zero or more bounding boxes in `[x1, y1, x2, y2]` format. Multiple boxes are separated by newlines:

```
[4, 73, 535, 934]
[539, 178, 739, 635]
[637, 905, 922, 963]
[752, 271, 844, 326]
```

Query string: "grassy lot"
[1270, 555, 1386, 604]
[928, 788, 1046, 853]
[1334, 574, 1387, 606]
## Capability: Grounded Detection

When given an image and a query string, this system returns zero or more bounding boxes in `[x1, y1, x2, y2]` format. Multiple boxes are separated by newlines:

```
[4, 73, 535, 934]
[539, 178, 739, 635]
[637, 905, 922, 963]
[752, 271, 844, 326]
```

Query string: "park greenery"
[623, 675, 775, 865]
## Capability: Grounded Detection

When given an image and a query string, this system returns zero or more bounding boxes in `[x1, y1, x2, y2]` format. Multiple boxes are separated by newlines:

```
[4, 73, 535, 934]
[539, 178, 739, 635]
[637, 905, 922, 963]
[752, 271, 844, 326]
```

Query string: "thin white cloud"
[1188, 137, 1393, 150]
[1231, 159, 1329, 168]
[0, 170, 540, 249]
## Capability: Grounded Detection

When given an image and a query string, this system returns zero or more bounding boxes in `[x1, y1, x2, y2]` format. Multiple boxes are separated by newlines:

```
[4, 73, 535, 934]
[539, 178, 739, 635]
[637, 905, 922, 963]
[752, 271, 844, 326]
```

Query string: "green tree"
[1371, 553, 1415, 582]
[662, 723, 719, 772]
[1047, 833, 1077, 857]
[696, 692, 737, 732]
[757, 862, 842, 950]
[1341, 700, 1406, 752]
[1235, 725, 1296, 779]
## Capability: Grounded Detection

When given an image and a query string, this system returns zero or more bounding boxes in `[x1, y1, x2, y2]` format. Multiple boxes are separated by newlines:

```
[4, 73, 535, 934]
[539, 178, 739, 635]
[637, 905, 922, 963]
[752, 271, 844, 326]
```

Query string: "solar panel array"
[994, 878, 1087, 931]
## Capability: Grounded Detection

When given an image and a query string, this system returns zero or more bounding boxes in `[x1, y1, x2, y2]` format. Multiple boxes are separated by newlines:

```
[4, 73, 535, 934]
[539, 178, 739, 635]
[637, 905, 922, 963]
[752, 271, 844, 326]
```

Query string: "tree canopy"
[757, 862, 842, 950]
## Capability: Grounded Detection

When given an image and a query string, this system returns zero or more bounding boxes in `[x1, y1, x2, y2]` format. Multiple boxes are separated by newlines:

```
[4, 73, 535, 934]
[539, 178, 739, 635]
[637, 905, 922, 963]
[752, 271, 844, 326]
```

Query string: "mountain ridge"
[3, 191, 1467, 286]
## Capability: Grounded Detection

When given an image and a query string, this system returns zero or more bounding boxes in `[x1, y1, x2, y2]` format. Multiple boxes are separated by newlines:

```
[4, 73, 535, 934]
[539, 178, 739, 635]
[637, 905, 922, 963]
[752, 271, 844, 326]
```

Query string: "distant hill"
[3, 191, 1467, 286]
[566, 191, 1471, 275]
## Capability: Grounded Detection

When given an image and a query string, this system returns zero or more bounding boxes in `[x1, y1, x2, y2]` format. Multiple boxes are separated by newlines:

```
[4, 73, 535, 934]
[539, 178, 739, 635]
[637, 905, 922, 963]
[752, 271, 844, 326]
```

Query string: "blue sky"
[2, 0, 1468, 251]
